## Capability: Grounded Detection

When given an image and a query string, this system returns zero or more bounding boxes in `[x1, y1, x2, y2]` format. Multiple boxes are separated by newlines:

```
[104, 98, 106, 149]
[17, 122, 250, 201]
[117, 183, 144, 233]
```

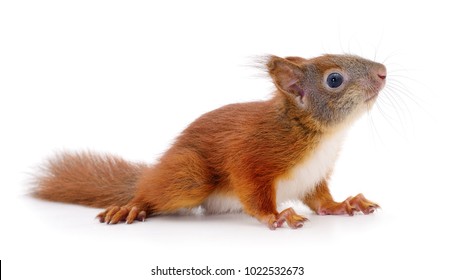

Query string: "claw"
[97, 211, 106, 223]
[96, 205, 148, 224]
[110, 206, 129, 224]
[104, 206, 120, 224]
[259, 208, 308, 230]
[137, 210, 147, 222]
[260, 214, 279, 230]
[349, 193, 380, 215]
[278, 208, 308, 229]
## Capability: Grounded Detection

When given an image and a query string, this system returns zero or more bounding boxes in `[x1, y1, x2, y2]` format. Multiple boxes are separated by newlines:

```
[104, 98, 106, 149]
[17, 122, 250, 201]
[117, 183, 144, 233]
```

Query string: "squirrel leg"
[236, 179, 308, 230]
[98, 150, 215, 224]
[97, 179, 215, 225]
[302, 179, 379, 216]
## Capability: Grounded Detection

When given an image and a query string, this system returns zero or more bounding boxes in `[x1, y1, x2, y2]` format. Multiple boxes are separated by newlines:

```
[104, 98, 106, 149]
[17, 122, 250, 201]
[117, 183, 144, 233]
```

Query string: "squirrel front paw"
[260, 207, 308, 230]
[97, 205, 147, 224]
[317, 193, 380, 216]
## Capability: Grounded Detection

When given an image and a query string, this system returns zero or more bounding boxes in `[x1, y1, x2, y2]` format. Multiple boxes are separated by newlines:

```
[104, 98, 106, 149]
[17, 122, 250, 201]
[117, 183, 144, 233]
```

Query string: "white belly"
[203, 129, 347, 214]
[203, 193, 243, 214]
[275, 129, 346, 203]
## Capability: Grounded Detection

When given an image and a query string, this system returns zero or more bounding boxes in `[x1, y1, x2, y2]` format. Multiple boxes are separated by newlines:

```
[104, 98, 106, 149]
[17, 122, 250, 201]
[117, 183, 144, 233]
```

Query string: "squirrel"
[33, 54, 387, 230]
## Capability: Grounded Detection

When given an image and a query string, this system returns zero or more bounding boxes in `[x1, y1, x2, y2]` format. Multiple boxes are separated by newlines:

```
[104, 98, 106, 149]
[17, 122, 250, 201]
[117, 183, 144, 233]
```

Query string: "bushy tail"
[33, 152, 148, 208]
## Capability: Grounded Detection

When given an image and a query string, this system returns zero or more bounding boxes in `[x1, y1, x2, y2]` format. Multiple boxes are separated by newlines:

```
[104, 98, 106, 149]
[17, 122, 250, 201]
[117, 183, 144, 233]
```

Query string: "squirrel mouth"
[365, 69, 386, 103]
[365, 81, 385, 103]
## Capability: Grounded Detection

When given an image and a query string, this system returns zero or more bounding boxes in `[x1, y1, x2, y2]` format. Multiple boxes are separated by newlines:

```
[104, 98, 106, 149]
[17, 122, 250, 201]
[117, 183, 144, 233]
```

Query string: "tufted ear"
[285, 56, 307, 65]
[266, 56, 305, 101]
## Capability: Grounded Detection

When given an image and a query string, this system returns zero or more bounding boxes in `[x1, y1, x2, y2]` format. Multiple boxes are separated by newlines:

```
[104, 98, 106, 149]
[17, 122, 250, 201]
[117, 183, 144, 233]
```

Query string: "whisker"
[387, 85, 413, 113]
[337, 22, 345, 54]
[375, 105, 406, 140]
[384, 85, 413, 116]
[386, 80, 425, 111]
[376, 90, 394, 108]
[385, 90, 415, 117]
[386, 72, 418, 78]
[377, 94, 407, 132]
[381, 50, 406, 65]
[374, 28, 385, 62]
[367, 106, 383, 147]
[373, 49, 430, 144]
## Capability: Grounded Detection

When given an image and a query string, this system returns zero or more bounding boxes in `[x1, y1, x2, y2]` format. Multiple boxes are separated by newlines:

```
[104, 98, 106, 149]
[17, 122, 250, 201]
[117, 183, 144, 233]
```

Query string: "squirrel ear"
[284, 56, 307, 65]
[267, 56, 305, 100]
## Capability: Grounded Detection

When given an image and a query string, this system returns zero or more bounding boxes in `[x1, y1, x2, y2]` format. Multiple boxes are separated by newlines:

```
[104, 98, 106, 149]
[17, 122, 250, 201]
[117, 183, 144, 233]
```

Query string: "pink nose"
[377, 66, 387, 80]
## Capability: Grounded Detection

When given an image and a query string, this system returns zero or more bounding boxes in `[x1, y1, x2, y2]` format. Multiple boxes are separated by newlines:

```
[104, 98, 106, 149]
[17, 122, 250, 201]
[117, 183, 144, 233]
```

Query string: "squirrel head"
[267, 54, 387, 128]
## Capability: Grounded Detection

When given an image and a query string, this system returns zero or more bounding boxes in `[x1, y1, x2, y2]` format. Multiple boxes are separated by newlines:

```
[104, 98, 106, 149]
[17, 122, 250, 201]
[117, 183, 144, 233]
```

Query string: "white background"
[1, 1, 452, 279]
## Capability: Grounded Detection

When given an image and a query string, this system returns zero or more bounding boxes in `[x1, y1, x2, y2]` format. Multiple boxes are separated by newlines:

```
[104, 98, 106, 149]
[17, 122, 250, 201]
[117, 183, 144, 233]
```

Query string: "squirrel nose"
[376, 65, 387, 80]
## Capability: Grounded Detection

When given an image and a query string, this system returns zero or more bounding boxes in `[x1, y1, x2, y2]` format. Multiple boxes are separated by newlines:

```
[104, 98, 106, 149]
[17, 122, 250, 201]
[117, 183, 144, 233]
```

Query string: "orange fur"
[34, 152, 146, 208]
[33, 54, 386, 229]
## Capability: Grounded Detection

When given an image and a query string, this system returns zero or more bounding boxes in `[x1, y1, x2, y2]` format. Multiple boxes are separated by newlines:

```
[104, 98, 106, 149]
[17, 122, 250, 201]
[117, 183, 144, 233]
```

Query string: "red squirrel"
[34, 54, 386, 230]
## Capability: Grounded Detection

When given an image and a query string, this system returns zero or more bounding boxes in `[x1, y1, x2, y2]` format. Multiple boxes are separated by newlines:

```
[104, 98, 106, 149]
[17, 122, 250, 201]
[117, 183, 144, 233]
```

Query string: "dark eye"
[326, 73, 343, 88]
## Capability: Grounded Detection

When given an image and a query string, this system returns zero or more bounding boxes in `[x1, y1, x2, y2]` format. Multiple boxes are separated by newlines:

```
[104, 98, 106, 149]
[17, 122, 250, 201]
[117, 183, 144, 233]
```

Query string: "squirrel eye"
[326, 73, 343, 88]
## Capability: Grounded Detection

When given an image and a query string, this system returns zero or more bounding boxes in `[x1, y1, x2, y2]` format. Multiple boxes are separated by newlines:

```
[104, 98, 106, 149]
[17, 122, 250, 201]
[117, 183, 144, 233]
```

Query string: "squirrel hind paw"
[97, 205, 148, 224]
